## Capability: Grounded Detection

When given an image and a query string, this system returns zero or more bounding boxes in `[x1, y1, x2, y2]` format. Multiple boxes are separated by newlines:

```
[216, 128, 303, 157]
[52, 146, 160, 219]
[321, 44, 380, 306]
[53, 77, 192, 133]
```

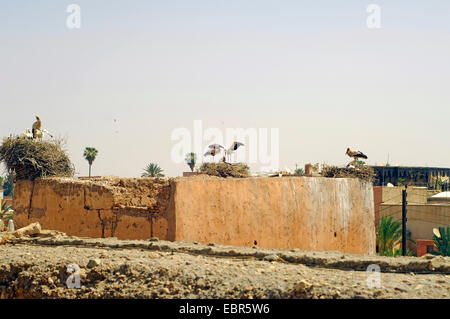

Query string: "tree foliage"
[1, 202, 13, 223]
[185, 152, 197, 172]
[376, 216, 415, 256]
[83, 147, 98, 165]
[83, 147, 98, 177]
[141, 163, 165, 177]
[3, 172, 14, 197]
[431, 227, 450, 256]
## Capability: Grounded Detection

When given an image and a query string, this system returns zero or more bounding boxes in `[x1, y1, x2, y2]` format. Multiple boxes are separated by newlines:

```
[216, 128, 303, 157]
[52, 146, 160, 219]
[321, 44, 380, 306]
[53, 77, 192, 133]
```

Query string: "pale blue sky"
[1, 1, 450, 177]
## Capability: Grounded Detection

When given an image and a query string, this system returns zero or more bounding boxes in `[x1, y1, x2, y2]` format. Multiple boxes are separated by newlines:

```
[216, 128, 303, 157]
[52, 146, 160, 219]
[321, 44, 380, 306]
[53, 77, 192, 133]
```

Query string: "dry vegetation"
[0, 137, 74, 180]
[321, 165, 375, 182]
[199, 162, 250, 178]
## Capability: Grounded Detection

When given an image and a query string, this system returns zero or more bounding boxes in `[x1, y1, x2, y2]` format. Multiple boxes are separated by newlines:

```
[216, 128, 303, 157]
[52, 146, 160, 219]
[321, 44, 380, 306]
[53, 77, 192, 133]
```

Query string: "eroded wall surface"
[172, 177, 375, 255]
[13, 176, 376, 255]
[14, 177, 171, 240]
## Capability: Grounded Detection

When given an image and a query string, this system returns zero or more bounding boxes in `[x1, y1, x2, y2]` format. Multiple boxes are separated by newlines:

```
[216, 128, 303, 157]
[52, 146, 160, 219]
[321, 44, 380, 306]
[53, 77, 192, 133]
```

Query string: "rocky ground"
[0, 232, 449, 299]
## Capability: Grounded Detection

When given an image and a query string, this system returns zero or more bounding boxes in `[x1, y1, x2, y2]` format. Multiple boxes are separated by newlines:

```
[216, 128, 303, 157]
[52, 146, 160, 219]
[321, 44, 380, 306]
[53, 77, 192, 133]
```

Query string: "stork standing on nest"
[32, 116, 42, 139]
[346, 147, 368, 167]
[19, 129, 33, 140]
[225, 141, 244, 162]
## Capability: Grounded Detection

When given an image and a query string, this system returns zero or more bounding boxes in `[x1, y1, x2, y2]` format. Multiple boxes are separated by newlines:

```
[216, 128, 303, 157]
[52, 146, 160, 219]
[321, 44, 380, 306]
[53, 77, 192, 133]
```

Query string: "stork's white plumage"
[41, 129, 53, 138]
[19, 129, 33, 140]
[204, 148, 220, 162]
[34, 129, 43, 140]
[229, 141, 244, 151]
[208, 144, 224, 151]
[205, 144, 224, 162]
[33, 129, 53, 141]
[225, 141, 244, 162]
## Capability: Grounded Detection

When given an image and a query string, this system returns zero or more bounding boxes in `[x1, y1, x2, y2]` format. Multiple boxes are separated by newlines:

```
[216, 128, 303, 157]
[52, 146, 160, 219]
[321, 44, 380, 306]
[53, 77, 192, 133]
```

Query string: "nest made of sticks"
[320, 165, 375, 182]
[0, 137, 74, 180]
[199, 162, 250, 178]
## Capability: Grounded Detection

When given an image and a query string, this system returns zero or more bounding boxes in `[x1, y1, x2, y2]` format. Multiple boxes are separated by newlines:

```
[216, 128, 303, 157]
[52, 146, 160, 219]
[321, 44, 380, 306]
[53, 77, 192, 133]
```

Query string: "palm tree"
[185, 152, 197, 172]
[2, 172, 14, 197]
[376, 216, 402, 256]
[376, 216, 415, 256]
[141, 163, 165, 177]
[83, 147, 98, 177]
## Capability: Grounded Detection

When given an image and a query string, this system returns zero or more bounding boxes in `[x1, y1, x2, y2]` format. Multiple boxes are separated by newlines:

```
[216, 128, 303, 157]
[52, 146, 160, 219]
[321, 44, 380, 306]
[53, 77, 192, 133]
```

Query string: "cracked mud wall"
[13, 177, 172, 240]
[13, 176, 375, 255]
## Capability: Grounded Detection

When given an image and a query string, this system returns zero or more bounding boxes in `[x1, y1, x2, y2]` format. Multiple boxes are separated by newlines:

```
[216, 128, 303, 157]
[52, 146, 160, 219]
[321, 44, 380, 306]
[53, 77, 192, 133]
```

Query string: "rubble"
[0, 234, 448, 299]
[13, 222, 41, 238]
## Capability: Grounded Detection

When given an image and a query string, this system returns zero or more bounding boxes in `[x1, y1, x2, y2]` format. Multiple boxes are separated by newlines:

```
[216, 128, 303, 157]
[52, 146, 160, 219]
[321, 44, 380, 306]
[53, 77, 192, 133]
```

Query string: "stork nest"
[199, 162, 250, 178]
[320, 165, 375, 182]
[0, 137, 74, 180]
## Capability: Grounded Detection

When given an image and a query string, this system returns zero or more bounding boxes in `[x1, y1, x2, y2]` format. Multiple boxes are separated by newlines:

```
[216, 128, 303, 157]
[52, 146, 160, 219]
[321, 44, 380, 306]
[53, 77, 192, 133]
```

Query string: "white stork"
[205, 144, 224, 162]
[33, 129, 53, 141]
[225, 141, 244, 162]
[19, 129, 33, 140]
[346, 147, 368, 167]
[208, 144, 224, 152]
[204, 148, 220, 162]
[32, 116, 42, 139]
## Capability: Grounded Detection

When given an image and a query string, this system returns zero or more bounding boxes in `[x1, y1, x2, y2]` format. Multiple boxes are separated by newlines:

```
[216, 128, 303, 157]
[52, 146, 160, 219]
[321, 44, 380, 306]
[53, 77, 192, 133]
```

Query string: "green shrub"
[1, 202, 13, 223]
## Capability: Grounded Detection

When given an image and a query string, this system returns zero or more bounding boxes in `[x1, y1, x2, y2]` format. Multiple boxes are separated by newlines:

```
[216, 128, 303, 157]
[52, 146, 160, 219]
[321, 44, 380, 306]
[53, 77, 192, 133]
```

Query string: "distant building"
[428, 191, 450, 204]
[374, 185, 450, 256]
[371, 166, 450, 189]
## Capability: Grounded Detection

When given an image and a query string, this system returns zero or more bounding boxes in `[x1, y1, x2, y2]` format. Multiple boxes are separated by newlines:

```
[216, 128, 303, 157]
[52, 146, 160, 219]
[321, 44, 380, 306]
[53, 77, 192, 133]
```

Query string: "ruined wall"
[13, 176, 376, 255]
[14, 177, 171, 240]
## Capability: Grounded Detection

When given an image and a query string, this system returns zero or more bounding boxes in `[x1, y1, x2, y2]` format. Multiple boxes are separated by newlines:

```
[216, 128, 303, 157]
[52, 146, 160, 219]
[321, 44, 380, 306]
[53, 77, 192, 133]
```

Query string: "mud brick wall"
[171, 177, 375, 255]
[14, 177, 172, 240]
[13, 176, 376, 255]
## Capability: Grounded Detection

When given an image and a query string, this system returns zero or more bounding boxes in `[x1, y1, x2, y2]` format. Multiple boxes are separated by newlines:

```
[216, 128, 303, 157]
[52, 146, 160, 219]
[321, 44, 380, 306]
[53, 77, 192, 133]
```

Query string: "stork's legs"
[346, 158, 357, 168]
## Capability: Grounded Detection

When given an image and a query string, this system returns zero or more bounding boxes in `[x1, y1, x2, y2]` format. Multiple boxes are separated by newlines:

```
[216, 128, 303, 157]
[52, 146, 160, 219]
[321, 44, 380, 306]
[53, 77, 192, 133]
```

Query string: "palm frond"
[141, 163, 165, 177]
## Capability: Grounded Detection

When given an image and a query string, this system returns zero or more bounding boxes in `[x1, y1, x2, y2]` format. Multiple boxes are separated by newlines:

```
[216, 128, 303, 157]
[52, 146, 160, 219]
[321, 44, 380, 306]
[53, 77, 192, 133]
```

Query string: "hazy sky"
[1, 1, 450, 177]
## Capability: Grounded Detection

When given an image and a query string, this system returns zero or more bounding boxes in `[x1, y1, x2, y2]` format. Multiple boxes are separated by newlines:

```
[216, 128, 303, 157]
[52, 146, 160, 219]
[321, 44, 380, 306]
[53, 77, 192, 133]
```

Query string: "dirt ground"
[0, 233, 449, 299]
